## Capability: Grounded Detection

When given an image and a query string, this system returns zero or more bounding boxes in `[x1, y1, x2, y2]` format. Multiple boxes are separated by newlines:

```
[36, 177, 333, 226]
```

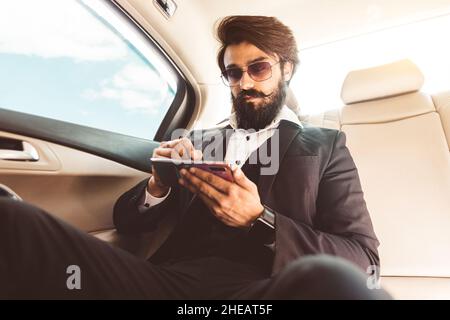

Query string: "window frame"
[109, 0, 196, 142]
[0, 0, 196, 172]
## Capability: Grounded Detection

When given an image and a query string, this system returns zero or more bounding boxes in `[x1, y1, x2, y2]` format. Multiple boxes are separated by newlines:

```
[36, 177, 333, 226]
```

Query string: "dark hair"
[216, 16, 299, 77]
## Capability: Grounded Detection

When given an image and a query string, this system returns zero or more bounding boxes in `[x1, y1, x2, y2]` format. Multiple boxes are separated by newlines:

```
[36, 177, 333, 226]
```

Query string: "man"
[0, 16, 389, 299]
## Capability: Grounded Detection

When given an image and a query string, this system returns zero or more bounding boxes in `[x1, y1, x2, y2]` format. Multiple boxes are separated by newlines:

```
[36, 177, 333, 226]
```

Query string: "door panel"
[0, 130, 148, 233]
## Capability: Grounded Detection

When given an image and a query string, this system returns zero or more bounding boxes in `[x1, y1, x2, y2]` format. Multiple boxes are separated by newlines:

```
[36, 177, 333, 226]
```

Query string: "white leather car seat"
[321, 59, 450, 299]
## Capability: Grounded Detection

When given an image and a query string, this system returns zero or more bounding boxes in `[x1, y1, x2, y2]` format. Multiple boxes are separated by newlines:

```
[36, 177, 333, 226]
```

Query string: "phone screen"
[185, 163, 234, 182]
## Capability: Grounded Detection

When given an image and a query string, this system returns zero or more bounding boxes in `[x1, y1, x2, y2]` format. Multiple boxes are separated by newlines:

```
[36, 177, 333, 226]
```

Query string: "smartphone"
[150, 158, 234, 187]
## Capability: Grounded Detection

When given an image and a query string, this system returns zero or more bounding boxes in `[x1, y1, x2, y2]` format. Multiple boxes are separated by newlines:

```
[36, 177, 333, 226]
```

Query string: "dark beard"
[232, 80, 287, 130]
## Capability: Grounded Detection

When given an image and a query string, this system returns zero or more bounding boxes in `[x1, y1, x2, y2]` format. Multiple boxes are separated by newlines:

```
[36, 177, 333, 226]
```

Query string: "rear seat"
[304, 59, 450, 299]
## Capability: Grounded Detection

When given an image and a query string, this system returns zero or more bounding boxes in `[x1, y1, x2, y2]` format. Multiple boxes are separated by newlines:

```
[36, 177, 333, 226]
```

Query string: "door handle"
[0, 141, 39, 161]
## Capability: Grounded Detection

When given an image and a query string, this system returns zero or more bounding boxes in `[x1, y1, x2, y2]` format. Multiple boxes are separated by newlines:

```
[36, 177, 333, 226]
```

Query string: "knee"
[0, 198, 46, 225]
[1, 197, 27, 212]
[266, 255, 390, 299]
[0, 198, 23, 218]
[0, 198, 23, 239]
[275, 255, 356, 291]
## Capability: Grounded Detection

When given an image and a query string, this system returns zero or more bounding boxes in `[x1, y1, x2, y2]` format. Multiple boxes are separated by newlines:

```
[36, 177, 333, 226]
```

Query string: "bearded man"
[0, 16, 390, 300]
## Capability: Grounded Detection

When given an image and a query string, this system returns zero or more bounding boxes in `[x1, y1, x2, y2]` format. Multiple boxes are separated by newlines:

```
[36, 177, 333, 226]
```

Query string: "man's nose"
[239, 71, 254, 90]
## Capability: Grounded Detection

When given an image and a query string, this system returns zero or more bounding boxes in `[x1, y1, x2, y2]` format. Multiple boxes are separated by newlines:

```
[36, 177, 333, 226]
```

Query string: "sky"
[0, 0, 175, 140]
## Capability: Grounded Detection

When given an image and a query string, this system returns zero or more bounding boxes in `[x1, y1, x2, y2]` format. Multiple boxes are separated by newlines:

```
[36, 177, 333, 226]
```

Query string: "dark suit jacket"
[113, 120, 379, 275]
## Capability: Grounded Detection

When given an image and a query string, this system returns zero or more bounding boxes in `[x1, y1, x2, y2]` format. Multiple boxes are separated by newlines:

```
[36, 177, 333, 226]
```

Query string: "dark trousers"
[0, 198, 391, 299]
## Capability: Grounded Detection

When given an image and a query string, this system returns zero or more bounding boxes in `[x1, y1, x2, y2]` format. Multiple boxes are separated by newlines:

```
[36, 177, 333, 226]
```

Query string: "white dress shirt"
[140, 105, 302, 210]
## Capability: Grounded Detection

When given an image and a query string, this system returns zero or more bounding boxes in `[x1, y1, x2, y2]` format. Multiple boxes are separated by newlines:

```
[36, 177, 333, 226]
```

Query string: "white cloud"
[83, 63, 171, 114]
[0, 0, 127, 61]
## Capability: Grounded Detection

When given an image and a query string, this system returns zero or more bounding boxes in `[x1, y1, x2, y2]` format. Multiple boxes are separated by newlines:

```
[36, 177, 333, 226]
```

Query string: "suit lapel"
[199, 125, 232, 161]
[257, 120, 302, 202]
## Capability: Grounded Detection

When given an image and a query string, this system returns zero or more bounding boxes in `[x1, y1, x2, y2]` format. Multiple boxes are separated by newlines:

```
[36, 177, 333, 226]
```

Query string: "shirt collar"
[228, 105, 303, 131]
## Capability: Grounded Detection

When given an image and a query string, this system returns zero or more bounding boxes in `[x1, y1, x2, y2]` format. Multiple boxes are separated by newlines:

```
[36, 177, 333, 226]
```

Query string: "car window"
[291, 13, 450, 115]
[0, 0, 176, 140]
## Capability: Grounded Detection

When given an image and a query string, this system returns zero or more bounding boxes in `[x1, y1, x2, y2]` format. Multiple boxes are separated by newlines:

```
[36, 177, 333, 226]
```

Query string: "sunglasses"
[221, 61, 280, 87]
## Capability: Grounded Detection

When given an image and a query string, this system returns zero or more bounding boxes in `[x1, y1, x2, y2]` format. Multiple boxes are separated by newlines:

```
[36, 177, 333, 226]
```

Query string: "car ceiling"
[118, 0, 450, 85]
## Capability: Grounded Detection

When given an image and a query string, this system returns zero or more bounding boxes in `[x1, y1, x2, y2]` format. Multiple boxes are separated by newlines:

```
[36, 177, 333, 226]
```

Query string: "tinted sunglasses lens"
[224, 68, 243, 84]
[248, 62, 272, 81]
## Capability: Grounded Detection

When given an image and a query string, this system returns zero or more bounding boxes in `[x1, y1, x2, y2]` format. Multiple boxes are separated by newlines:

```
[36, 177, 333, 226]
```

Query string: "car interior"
[1, 0, 450, 299]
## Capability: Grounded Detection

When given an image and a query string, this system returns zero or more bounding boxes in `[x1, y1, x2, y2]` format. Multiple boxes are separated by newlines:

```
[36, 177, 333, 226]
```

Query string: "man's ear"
[283, 62, 294, 82]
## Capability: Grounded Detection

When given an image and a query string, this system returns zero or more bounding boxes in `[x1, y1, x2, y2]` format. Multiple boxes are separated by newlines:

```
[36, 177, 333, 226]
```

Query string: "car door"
[0, 0, 195, 241]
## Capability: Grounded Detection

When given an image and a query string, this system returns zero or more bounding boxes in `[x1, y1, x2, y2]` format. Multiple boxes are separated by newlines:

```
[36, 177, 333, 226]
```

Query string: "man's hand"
[148, 137, 203, 197]
[178, 165, 264, 228]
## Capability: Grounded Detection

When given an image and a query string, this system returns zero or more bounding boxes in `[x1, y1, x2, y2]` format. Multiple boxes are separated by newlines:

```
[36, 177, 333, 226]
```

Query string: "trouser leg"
[0, 198, 198, 299]
[233, 255, 392, 299]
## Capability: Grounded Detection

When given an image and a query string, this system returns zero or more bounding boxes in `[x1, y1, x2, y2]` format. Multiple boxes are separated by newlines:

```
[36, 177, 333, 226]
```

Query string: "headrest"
[341, 59, 424, 105]
[341, 92, 435, 125]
